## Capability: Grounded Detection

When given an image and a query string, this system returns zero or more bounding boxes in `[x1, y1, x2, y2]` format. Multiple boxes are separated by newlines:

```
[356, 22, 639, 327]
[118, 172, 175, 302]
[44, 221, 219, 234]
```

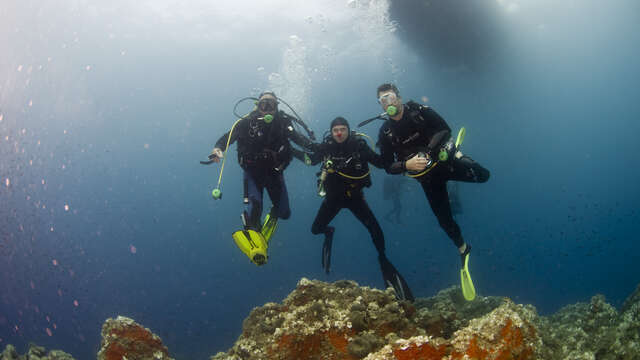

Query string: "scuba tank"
[317, 159, 333, 197]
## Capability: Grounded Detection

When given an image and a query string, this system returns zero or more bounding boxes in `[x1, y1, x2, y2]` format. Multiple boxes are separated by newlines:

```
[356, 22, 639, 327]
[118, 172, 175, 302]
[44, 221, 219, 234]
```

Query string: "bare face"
[331, 125, 349, 143]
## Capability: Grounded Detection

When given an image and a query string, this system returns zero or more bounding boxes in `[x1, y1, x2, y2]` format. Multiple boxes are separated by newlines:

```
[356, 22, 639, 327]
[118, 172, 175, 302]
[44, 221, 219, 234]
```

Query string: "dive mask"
[378, 92, 399, 116]
[258, 98, 277, 113]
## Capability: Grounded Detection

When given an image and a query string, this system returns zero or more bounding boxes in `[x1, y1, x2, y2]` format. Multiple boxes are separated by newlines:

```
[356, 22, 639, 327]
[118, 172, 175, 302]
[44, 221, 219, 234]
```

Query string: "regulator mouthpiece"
[263, 114, 273, 123]
[438, 150, 449, 161]
[212, 188, 222, 200]
[386, 105, 398, 117]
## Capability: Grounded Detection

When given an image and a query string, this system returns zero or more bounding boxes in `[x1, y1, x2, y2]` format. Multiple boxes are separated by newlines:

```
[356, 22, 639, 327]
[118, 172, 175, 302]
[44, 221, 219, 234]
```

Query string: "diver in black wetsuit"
[210, 91, 315, 232]
[375, 83, 490, 266]
[308, 117, 414, 302]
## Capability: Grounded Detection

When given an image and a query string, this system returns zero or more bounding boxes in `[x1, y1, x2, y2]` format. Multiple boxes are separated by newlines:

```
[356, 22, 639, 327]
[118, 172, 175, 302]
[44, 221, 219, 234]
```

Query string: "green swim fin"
[460, 250, 476, 301]
[455, 127, 466, 149]
[261, 211, 278, 244]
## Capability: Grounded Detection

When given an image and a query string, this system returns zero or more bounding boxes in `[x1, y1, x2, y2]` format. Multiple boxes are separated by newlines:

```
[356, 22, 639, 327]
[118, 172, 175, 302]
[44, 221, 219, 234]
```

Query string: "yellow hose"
[215, 116, 245, 189]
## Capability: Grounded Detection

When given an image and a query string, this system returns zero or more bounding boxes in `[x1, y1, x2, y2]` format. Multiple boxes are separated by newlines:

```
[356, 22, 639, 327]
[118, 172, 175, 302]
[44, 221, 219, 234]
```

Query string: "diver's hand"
[405, 153, 429, 172]
[210, 148, 224, 163]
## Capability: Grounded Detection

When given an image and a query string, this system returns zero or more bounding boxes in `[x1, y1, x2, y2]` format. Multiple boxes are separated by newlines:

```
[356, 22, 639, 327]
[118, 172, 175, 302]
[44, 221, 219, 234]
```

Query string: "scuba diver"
[205, 91, 316, 266]
[383, 178, 462, 225]
[382, 175, 409, 224]
[370, 83, 490, 301]
[308, 116, 414, 302]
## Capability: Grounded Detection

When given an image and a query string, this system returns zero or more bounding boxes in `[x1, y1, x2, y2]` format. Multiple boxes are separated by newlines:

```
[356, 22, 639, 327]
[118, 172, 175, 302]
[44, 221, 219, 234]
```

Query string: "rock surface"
[210, 278, 539, 360]
[97, 315, 173, 360]
[1, 344, 74, 360]
[4, 280, 640, 359]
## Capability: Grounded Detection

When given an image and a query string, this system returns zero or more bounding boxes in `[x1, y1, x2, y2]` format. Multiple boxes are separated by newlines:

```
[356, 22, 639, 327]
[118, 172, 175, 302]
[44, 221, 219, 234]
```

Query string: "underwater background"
[1, 0, 639, 359]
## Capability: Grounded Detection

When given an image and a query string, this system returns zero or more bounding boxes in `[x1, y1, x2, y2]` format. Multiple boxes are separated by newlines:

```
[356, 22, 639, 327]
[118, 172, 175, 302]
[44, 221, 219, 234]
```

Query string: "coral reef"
[211, 279, 640, 359]
[1, 344, 74, 360]
[413, 285, 503, 338]
[211, 278, 419, 360]
[210, 278, 538, 360]
[97, 315, 173, 360]
[537, 291, 640, 360]
[3, 280, 640, 359]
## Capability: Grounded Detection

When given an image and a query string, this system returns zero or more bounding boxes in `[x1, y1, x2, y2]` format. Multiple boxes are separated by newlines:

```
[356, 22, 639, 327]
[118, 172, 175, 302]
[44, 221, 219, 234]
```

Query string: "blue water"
[2, 1, 639, 359]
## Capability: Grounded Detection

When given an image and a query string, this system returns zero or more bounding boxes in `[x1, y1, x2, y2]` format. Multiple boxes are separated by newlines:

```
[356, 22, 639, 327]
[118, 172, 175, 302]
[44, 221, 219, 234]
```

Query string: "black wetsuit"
[215, 110, 314, 229]
[378, 101, 490, 248]
[309, 132, 414, 301]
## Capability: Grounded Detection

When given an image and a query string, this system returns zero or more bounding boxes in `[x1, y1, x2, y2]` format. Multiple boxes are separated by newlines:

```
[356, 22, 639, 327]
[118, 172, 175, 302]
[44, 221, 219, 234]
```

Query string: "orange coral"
[393, 342, 448, 360]
[103, 323, 169, 360]
[450, 318, 535, 360]
[273, 329, 356, 360]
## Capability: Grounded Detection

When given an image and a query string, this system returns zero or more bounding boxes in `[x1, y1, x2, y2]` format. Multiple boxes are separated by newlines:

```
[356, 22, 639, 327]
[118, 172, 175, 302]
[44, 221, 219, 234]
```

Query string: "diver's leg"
[266, 172, 291, 220]
[347, 195, 385, 255]
[243, 170, 264, 230]
[311, 199, 342, 274]
[420, 177, 465, 249]
[446, 155, 490, 183]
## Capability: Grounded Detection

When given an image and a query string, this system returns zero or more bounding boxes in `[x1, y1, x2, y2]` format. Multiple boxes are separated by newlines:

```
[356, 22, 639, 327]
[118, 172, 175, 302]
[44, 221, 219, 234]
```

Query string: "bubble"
[28, 100, 33, 107]
[130, 245, 137, 254]
[64, 204, 69, 211]
[52, 259, 58, 266]
[45, 328, 52, 336]
[17, 65, 23, 72]
[268, 72, 281, 82]
[5, 178, 9, 187]
[143, 143, 149, 149]
[85, 65, 91, 71]
[506, 3, 520, 13]
[257, 66, 265, 72]
[0, 114, 3, 122]
[73, 300, 79, 307]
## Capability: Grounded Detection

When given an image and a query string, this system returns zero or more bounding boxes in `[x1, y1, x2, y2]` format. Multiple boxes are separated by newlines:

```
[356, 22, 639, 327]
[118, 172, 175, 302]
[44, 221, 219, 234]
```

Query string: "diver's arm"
[421, 107, 451, 156]
[289, 127, 316, 152]
[378, 127, 405, 174]
[291, 147, 308, 163]
[306, 143, 327, 166]
[214, 119, 244, 152]
[282, 114, 316, 152]
[361, 140, 385, 169]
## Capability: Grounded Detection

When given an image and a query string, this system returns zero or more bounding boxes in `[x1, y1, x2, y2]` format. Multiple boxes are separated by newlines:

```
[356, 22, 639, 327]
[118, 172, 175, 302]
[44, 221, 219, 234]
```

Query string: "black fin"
[379, 255, 415, 302]
[321, 227, 335, 274]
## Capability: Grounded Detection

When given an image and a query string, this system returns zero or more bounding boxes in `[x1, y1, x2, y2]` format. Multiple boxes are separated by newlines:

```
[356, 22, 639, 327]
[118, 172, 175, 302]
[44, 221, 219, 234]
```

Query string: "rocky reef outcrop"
[536, 287, 640, 360]
[0, 344, 74, 360]
[97, 315, 174, 360]
[210, 278, 541, 360]
[3, 280, 640, 359]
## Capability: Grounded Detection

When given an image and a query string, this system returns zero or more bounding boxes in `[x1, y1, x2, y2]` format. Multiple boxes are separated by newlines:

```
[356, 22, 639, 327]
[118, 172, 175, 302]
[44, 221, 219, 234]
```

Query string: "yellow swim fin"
[261, 212, 278, 244]
[460, 251, 476, 301]
[232, 229, 268, 266]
